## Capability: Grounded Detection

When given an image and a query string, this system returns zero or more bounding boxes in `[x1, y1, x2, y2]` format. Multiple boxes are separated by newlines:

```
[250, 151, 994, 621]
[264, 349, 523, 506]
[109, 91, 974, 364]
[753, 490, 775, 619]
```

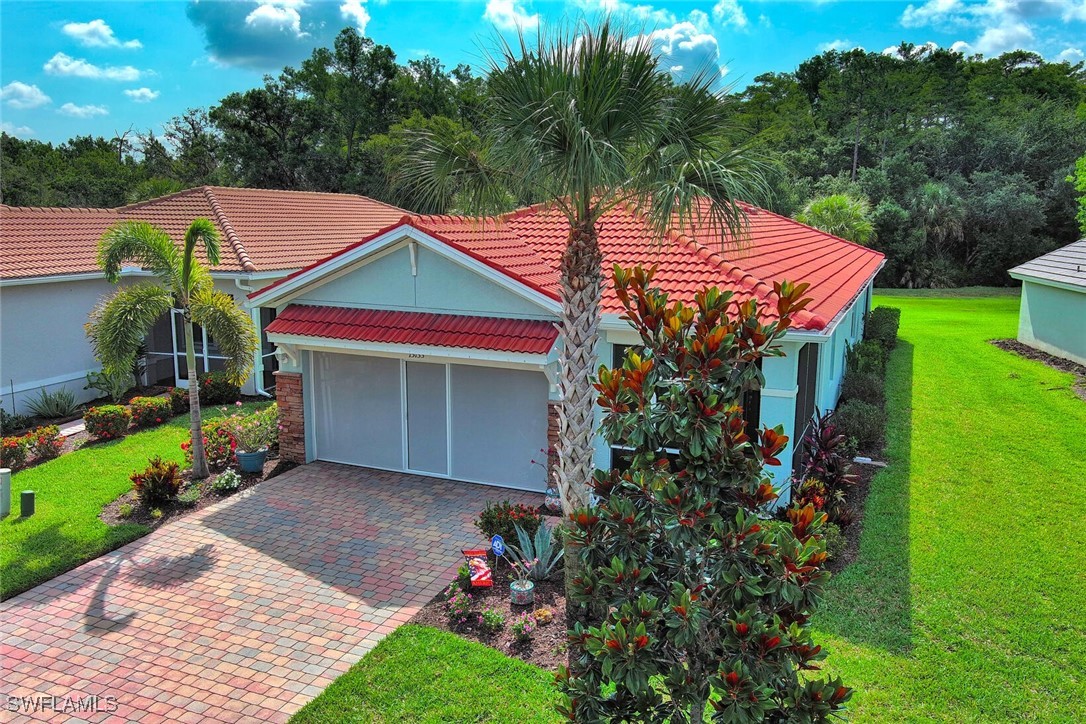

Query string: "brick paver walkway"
[0, 463, 540, 723]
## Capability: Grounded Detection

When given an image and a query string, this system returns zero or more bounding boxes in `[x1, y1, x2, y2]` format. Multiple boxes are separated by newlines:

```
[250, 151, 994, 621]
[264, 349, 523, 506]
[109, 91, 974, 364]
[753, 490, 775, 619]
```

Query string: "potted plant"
[224, 405, 274, 473]
[509, 558, 536, 606]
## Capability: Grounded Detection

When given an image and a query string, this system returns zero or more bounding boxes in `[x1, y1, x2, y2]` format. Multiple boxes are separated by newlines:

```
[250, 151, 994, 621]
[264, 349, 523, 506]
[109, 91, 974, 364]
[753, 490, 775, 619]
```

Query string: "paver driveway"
[0, 463, 541, 723]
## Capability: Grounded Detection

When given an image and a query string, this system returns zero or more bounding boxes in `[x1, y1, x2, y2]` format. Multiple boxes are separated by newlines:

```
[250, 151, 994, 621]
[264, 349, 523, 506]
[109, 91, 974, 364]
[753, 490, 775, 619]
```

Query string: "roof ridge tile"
[202, 186, 257, 272]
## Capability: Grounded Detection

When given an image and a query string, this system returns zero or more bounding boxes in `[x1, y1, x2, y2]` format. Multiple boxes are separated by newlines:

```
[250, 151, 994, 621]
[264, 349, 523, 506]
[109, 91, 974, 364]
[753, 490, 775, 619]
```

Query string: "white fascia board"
[0, 269, 276, 288]
[602, 311, 831, 345]
[1008, 271, 1085, 294]
[246, 225, 562, 316]
[266, 332, 551, 370]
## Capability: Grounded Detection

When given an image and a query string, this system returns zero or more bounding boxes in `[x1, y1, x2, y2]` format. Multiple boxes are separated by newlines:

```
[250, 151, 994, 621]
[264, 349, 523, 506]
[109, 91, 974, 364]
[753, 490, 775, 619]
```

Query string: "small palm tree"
[910, 181, 964, 259]
[795, 193, 876, 245]
[86, 219, 257, 479]
[398, 20, 770, 605]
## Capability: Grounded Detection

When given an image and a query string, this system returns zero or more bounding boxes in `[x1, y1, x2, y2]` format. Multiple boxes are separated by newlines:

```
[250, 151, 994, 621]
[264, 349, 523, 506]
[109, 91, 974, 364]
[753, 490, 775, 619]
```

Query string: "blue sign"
[491, 534, 506, 557]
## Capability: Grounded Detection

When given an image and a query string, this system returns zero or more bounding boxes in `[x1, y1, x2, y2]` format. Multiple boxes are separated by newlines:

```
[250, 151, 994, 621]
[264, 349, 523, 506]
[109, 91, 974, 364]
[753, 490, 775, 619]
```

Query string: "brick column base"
[546, 401, 560, 484]
[274, 371, 306, 463]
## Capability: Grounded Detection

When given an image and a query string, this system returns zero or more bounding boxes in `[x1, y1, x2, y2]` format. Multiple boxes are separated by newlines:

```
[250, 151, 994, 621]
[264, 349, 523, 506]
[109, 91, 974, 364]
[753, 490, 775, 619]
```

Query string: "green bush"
[0, 409, 33, 435]
[130, 455, 182, 506]
[212, 468, 242, 493]
[865, 306, 901, 350]
[845, 340, 887, 376]
[181, 418, 235, 469]
[474, 500, 542, 543]
[27, 425, 65, 461]
[167, 386, 190, 415]
[824, 522, 846, 561]
[25, 387, 80, 419]
[833, 399, 886, 450]
[84, 369, 132, 404]
[197, 371, 241, 405]
[129, 396, 172, 428]
[840, 369, 885, 407]
[1, 436, 30, 471]
[479, 607, 506, 634]
[84, 405, 132, 440]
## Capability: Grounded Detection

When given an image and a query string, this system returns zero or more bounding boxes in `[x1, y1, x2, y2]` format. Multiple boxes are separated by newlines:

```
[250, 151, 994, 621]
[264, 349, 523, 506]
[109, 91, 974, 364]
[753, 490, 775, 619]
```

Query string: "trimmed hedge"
[84, 405, 131, 441]
[865, 306, 901, 350]
[840, 369, 885, 407]
[845, 339, 888, 376]
[833, 399, 886, 450]
[130, 396, 172, 428]
[167, 386, 189, 415]
[197, 371, 240, 405]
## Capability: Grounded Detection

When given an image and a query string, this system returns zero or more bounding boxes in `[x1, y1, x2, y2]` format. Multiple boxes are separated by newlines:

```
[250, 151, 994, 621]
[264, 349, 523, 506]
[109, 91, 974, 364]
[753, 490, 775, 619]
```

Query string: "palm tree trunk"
[557, 220, 603, 655]
[185, 316, 210, 480]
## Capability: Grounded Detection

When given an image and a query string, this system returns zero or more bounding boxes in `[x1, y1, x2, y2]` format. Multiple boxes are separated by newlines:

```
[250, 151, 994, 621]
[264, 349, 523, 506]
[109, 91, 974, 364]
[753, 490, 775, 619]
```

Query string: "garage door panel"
[449, 365, 548, 490]
[313, 353, 403, 469]
[406, 362, 448, 475]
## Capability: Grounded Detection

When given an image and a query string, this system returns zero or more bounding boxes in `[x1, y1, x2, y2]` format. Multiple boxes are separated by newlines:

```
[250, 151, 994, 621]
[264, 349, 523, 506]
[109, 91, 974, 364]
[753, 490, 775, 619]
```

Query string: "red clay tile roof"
[266, 304, 559, 354]
[1, 186, 407, 280]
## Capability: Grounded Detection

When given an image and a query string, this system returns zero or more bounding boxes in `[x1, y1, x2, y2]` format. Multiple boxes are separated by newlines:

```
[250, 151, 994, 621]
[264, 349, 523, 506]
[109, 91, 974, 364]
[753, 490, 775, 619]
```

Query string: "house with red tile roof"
[0, 187, 406, 413]
[246, 201, 884, 497]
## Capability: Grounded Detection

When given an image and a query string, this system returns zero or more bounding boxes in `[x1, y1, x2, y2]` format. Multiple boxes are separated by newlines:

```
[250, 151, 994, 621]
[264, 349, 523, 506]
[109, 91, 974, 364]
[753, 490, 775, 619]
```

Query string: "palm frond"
[189, 287, 258, 386]
[85, 284, 174, 375]
[98, 221, 181, 288]
[182, 218, 221, 294]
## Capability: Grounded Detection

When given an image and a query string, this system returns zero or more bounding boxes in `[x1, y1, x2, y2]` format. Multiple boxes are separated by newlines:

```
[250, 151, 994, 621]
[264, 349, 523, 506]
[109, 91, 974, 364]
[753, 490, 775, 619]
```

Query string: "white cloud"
[1, 81, 51, 109]
[901, 0, 966, 29]
[882, 40, 939, 58]
[1056, 46, 1084, 62]
[1, 121, 35, 137]
[640, 21, 724, 84]
[817, 38, 857, 52]
[44, 52, 140, 81]
[61, 19, 142, 49]
[899, 0, 1077, 57]
[340, 0, 371, 32]
[58, 102, 109, 118]
[712, 0, 748, 29]
[484, 0, 539, 31]
[124, 87, 160, 103]
[245, 3, 305, 35]
[971, 20, 1034, 54]
[951, 39, 974, 53]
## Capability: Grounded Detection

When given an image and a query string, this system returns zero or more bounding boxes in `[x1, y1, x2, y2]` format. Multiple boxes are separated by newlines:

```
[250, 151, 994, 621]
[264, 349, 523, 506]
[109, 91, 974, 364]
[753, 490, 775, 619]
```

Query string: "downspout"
[235, 277, 273, 398]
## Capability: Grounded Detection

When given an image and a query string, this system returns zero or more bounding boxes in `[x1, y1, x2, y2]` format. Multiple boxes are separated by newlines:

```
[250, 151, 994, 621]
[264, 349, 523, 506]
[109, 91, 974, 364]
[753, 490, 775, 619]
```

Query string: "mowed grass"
[290, 625, 560, 724]
[815, 294, 1086, 720]
[1, 400, 272, 600]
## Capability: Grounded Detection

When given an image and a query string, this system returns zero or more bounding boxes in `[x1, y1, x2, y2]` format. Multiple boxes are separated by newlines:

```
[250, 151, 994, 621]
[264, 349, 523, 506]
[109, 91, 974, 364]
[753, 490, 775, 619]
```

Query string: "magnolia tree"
[557, 266, 850, 722]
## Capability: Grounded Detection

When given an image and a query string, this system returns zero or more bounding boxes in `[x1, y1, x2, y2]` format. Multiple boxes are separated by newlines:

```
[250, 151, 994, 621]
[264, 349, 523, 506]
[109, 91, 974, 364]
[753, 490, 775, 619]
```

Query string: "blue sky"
[2, 0, 1084, 144]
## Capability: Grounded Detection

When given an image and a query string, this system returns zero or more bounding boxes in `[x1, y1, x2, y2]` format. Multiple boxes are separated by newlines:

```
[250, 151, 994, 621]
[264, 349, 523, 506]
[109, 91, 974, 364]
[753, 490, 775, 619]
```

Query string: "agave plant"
[508, 520, 564, 582]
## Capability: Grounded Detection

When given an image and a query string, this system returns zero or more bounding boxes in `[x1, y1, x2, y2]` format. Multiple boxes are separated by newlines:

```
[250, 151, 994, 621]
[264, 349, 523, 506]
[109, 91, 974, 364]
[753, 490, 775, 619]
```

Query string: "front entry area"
[310, 352, 549, 491]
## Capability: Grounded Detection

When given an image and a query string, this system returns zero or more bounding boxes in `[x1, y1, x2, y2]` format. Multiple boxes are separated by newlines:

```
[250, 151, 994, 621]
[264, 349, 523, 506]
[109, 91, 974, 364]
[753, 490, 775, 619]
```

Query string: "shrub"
[840, 369, 885, 407]
[130, 455, 182, 506]
[27, 425, 65, 462]
[25, 387, 80, 418]
[796, 410, 858, 523]
[511, 612, 537, 642]
[445, 588, 481, 628]
[480, 607, 505, 634]
[212, 468, 242, 493]
[118, 503, 133, 519]
[475, 500, 541, 543]
[84, 369, 132, 403]
[0, 409, 33, 435]
[559, 267, 849, 721]
[221, 403, 277, 452]
[167, 387, 189, 415]
[865, 306, 901, 350]
[182, 418, 235, 468]
[150, 508, 164, 520]
[508, 520, 563, 581]
[824, 523, 845, 561]
[197, 371, 240, 405]
[84, 405, 131, 440]
[845, 340, 887, 377]
[177, 486, 201, 507]
[456, 564, 472, 591]
[1, 436, 30, 471]
[834, 399, 886, 450]
[130, 396, 172, 428]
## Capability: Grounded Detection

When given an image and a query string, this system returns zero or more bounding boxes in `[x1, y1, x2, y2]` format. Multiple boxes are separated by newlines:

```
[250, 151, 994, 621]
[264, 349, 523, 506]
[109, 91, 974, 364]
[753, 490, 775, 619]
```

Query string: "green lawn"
[815, 294, 1086, 720]
[1, 400, 272, 600]
[290, 625, 560, 723]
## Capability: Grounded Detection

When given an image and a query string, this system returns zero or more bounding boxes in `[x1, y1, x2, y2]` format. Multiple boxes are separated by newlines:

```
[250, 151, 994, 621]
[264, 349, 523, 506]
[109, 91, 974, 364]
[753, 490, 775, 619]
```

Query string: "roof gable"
[1009, 239, 1086, 291]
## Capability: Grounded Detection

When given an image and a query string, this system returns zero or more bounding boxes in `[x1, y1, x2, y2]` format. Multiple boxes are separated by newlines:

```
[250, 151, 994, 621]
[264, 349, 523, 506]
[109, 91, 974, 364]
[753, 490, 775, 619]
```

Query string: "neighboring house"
[1008, 239, 1086, 366]
[248, 202, 885, 500]
[0, 187, 405, 413]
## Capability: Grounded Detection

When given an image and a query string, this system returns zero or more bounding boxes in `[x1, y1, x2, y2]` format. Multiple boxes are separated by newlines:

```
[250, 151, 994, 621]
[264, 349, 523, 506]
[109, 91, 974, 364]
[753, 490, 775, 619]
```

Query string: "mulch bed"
[826, 460, 880, 574]
[991, 338, 1086, 401]
[99, 453, 296, 529]
[410, 544, 569, 670]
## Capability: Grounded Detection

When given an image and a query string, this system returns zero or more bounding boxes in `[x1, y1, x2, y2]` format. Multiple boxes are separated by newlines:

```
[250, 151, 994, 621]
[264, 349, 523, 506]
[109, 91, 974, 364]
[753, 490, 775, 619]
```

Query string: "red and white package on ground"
[462, 549, 492, 588]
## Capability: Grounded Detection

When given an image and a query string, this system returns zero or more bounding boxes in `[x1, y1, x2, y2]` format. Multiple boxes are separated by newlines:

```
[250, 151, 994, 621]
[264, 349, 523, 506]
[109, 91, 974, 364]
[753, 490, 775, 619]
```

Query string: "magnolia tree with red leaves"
[556, 266, 850, 723]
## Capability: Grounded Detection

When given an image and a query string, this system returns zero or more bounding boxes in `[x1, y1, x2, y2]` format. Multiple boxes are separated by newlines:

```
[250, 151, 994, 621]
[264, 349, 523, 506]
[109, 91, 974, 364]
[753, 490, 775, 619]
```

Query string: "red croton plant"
[557, 265, 850, 723]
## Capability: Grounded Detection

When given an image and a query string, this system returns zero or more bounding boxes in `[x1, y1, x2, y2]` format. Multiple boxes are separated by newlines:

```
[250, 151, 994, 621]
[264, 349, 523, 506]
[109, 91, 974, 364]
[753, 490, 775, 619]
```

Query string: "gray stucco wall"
[1017, 280, 1086, 366]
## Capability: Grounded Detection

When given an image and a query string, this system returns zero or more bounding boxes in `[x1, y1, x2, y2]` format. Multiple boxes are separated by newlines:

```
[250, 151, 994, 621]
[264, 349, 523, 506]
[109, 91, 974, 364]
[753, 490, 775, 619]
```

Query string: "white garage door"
[311, 352, 548, 491]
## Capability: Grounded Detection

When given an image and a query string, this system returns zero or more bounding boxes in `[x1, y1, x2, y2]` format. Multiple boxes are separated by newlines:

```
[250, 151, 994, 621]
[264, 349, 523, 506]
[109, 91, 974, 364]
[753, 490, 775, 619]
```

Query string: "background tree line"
[3, 32, 1084, 287]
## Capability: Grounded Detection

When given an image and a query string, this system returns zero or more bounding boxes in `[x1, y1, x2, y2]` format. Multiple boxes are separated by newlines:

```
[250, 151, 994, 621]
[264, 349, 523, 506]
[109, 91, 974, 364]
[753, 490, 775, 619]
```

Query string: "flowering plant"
[1, 435, 29, 470]
[27, 425, 65, 461]
[511, 612, 537, 642]
[508, 557, 536, 585]
[474, 500, 542, 542]
[84, 405, 131, 440]
[444, 587, 482, 628]
[130, 396, 171, 428]
[182, 418, 235, 468]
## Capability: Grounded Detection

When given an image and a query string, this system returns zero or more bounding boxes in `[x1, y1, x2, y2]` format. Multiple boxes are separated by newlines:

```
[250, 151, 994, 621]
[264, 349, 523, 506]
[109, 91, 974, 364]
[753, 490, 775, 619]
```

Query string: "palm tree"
[910, 181, 964, 259]
[795, 193, 876, 245]
[398, 20, 770, 590]
[86, 219, 257, 479]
